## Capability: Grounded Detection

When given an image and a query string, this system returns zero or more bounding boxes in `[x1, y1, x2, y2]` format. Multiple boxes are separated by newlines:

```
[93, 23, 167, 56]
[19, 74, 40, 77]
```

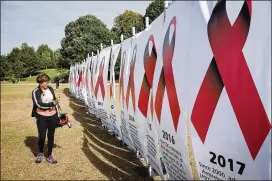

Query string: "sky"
[1, 1, 151, 55]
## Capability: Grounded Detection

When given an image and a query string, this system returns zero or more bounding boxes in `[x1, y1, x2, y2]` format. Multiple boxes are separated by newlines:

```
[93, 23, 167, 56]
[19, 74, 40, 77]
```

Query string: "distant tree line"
[0, 0, 164, 81]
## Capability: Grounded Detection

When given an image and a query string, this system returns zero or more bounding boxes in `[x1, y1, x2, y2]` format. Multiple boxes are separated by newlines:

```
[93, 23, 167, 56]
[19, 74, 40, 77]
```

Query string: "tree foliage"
[53, 48, 63, 68]
[111, 10, 145, 44]
[6, 47, 24, 79]
[144, 0, 164, 24]
[36, 44, 54, 69]
[114, 53, 121, 80]
[1, 9, 149, 80]
[0, 55, 9, 80]
[60, 15, 112, 67]
[20, 42, 37, 76]
[4, 43, 39, 79]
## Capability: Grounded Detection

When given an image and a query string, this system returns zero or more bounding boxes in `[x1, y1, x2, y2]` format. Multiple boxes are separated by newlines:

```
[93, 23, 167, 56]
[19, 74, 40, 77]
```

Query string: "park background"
[1, 1, 186, 180]
[1, 0, 166, 84]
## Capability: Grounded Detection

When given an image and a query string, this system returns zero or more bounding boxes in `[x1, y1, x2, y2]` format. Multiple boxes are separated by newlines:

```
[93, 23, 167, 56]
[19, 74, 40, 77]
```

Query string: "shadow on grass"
[63, 88, 152, 181]
[24, 136, 62, 157]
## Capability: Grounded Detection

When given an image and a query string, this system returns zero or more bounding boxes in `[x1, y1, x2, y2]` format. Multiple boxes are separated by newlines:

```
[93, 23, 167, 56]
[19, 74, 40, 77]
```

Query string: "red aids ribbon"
[138, 35, 157, 119]
[191, 0, 271, 160]
[110, 76, 114, 98]
[90, 61, 95, 92]
[77, 71, 83, 87]
[125, 46, 137, 112]
[94, 57, 105, 99]
[109, 54, 114, 98]
[119, 52, 126, 108]
[155, 16, 180, 132]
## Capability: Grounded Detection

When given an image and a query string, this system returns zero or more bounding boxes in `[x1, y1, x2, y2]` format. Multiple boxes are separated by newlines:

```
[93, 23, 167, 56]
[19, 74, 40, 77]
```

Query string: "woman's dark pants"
[36, 113, 57, 156]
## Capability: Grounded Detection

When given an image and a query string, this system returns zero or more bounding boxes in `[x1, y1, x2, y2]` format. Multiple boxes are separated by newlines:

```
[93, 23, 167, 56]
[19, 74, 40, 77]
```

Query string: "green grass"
[1, 84, 155, 180]
[1, 83, 198, 180]
[22, 69, 68, 82]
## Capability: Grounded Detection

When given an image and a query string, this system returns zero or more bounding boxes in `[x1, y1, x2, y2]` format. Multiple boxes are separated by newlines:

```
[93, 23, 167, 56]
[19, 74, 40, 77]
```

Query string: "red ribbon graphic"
[110, 76, 114, 98]
[77, 71, 83, 87]
[191, 0, 270, 160]
[90, 60, 95, 92]
[125, 46, 137, 112]
[109, 54, 114, 98]
[119, 52, 126, 108]
[155, 16, 180, 132]
[138, 35, 157, 119]
[94, 57, 105, 99]
[88, 62, 91, 91]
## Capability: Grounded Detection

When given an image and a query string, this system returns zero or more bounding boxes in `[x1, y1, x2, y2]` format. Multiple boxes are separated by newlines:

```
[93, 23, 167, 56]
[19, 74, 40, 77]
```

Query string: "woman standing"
[31, 73, 58, 164]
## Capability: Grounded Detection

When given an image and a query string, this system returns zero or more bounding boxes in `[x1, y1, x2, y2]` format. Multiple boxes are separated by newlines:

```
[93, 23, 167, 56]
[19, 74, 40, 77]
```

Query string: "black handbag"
[56, 104, 72, 128]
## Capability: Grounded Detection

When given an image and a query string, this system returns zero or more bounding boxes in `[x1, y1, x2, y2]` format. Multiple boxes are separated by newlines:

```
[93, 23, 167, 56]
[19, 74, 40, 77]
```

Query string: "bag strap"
[55, 103, 62, 116]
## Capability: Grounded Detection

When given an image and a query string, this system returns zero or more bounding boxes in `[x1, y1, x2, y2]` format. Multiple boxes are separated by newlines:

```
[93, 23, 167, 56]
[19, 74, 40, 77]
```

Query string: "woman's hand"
[53, 99, 59, 106]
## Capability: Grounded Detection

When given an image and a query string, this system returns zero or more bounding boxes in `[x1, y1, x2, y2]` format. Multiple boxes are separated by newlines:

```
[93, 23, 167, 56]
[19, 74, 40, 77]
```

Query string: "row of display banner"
[68, 1, 271, 180]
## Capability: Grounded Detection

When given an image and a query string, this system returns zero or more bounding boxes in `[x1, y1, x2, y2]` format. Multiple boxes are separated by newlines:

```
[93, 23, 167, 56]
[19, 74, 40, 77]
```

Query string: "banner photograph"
[66, 0, 271, 180]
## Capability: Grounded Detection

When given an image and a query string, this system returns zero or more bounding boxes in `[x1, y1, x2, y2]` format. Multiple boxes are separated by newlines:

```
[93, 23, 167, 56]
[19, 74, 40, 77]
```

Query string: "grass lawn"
[18, 69, 68, 83]
[1, 83, 156, 180]
[1, 83, 197, 180]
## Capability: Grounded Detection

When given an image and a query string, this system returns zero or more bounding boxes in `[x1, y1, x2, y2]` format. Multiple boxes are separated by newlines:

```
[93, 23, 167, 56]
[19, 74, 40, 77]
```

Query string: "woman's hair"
[36, 73, 51, 84]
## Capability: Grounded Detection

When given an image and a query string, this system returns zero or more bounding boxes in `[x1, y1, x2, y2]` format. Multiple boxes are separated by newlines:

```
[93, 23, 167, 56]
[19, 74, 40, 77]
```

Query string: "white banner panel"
[151, 1, 199, 180]
[89, 55, 98, 115]
[109, 44, 122, 136]
[126, 32, 149, 158]
[76, 65, 83, 99]
[69, 66, 75, 95]
[136, 13, 166, 180]
[82, 61, 89, 106]
[187, 1, 271, 180]
[86, 57, 93, 107]
[119, 37, 136, 151]
[94, 47, 112, 127]
[75, 65, 78, 96]
[71, 65, 76, 96]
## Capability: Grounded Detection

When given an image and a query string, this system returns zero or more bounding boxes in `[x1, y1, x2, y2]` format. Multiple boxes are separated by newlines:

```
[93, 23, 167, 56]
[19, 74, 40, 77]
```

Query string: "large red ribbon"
[138, 35, 157, 119]
[125, 46, 137, 112]
[83, 67, 87, 89]
[94, 57, 105, 100]
[109, 54, 115, 98]
[90, 60, 95, 93]
[110, 76, 114, 98]
[119, 52, 126, 108]
[155, 16, 181, 132]
[191, 0, 270, 160]
[77, 71, 82, 87]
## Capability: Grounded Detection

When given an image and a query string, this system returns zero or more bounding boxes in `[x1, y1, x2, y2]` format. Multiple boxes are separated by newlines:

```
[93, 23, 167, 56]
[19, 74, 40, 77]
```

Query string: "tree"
[144, 0, 164, 24]
[6, 47, 24, 80]
[110, 10, 145, 79]
[111, 10, 145, 44]
[20, 42, 37, 76]
[36, 44, 54, 69]
[53, 48, 63, 68]
[0, 55, 9, 80]
[60, 15, 112, 67]
[114, 53, 121, 80]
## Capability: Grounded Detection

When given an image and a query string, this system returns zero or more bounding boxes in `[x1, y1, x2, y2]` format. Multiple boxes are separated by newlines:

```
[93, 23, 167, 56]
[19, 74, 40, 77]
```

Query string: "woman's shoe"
[35, 152, 43, 163]
[46, 155, 57, 164]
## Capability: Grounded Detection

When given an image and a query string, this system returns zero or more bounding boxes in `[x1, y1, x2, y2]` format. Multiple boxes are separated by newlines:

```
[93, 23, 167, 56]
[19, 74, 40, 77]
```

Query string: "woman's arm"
[49, 86, 57, 100]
